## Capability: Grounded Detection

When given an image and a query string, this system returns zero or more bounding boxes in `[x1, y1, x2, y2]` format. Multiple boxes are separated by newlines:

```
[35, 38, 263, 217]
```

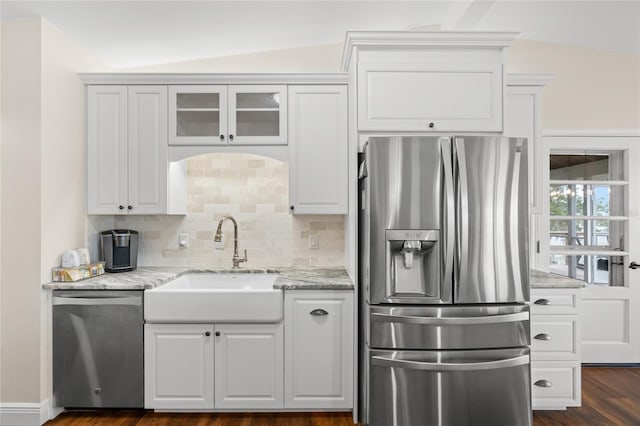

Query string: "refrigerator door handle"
[453, 137, 469, 292]
[371, 311, 529, 325]
[371, 354, 530, 372]
[440, 137, 454, 300]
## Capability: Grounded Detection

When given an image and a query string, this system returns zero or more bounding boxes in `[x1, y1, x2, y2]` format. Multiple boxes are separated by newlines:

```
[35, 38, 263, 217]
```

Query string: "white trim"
[79, 73, 348, 85]
[341, 30, 519, 71]
[544, 129, 640, 137]
[0, 400, 62, 425]
[506, 73, 555, 87]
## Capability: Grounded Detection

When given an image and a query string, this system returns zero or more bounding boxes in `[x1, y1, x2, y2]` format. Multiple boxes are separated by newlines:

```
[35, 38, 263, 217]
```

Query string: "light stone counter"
[530, 269, 585, 289]
[42, 267, 353, 291]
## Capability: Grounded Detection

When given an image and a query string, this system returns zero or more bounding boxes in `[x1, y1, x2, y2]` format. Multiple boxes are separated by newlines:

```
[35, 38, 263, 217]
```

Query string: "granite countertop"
[530, 269, 585, 289]
[42, 266, 354, 291]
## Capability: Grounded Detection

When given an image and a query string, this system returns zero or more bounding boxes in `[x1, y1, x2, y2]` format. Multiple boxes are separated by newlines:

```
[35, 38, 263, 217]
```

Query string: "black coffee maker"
[100, 230, 139, 272]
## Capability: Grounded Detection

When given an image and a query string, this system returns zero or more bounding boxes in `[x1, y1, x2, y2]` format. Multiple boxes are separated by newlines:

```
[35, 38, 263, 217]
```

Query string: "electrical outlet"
[308, 234, 319, 249]
[178, 233, 189, 248]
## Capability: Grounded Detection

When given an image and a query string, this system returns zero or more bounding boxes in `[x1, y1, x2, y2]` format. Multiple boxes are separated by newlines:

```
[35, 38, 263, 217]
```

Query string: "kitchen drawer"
[531, 315, 578, 360]
[531, 289, 579, 315]
[532, 361, 581, 409]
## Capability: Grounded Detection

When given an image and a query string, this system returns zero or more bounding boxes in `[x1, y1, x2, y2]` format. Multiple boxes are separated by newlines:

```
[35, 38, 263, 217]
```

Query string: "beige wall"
[1, 17, 107, 406]
[126, 38, 640, 130]
[125, 42, 344, 73]
[506, 39, 640, 129]
[1, 18, 43, 403]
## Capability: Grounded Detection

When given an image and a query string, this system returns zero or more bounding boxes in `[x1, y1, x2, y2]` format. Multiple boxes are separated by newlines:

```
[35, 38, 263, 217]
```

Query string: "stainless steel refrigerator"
[358, 136, 531, 426]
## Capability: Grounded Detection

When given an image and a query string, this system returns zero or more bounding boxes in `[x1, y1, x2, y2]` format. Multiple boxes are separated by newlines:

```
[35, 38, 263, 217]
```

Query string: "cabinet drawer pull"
[534, 379, 553, 388]
[534, 298, 552, 305]
[205, 331, 211, 337]
[534, 333, 552, 341]
[310, 309, 329, 316]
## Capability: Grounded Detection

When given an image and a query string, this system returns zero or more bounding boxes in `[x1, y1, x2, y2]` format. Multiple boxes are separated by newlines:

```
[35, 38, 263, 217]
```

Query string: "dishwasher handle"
[53, 296, 142, 306]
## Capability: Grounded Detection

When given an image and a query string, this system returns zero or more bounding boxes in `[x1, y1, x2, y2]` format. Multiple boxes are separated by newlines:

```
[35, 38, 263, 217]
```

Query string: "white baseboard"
[0, 400, 62, 426]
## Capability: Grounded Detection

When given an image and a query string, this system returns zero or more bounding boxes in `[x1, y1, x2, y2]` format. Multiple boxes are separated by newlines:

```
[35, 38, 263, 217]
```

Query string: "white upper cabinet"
[169, 85, 228, 145]
[169, 85, 287, 146]
[358, 62, 503, 132]
[88, 85, 178, 215]
[288, 85, 348, 214]
[127, 86, 169, 214]
[341, 31, 517, 133]
[504, 75, 553, 214]
[87, 85, 128, 214]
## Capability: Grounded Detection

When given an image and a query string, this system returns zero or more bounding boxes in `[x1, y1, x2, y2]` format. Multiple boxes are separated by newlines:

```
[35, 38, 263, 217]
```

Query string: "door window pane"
[548, 150, 627, 286]
[549, 254, 624, 286]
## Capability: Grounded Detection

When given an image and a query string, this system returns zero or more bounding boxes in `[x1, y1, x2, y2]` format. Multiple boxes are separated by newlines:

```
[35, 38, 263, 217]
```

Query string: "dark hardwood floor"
[46, 367, 640, 425]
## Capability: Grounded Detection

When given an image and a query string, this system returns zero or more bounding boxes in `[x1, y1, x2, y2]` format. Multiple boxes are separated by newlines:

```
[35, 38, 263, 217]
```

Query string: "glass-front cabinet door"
[169, 85, 228, 145]
[228, 85, 287, 145]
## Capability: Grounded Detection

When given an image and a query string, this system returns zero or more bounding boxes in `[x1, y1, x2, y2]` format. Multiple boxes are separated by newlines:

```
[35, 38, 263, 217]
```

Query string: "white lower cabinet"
[530, 288, 582, 410]
[214, 324, 283, 409]
[144, 324, 214, 409]
[284, 290, 354, 409]
[145, 323, 282, 410]
[144, 290, 354, 411]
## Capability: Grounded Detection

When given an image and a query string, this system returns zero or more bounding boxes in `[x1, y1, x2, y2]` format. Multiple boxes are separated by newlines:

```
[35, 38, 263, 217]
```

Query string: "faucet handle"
[242, 249, 248, 263]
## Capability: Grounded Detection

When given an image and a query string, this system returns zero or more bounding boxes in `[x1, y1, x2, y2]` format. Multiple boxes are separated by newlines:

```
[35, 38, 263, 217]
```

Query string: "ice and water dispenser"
[385, 229, 440, 299]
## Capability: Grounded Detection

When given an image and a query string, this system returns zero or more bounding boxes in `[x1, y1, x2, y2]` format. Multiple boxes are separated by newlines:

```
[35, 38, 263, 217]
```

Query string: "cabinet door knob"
[127, 205, 133, 210]
[119, 205, 124, 210]
[310, 309, 329, 316]
[205, 331, 211, 337]
[215, 331, 221, 337]
[428, 122, 435, 128]
[220, 134, 225, 141]
[534, 298, 552, 305]
[534, 333, 552, 341]
[229, 134, 234, 141]
[534, 380, 553, 388]
[289, 205, 295, 211]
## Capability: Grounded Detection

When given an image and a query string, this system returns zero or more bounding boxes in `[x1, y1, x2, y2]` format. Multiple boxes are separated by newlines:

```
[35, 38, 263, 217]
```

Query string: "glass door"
[544, 135, 640, 363]
[168, 85, 227, 145]
[228, 85, 287, 145]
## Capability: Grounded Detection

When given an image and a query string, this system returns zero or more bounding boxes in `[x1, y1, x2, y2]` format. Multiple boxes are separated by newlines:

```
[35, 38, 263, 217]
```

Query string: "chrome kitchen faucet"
[214, 215, 248, 268]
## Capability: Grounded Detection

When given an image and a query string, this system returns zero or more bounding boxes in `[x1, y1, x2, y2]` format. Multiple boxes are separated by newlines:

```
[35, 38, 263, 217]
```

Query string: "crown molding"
[341, 31, 519, 71]
[79, 73, 348, 85]
[506, 73, 555, 86]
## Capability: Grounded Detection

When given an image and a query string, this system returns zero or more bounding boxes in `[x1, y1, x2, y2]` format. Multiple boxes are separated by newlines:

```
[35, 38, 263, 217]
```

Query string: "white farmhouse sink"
[144, 273, 282, 323]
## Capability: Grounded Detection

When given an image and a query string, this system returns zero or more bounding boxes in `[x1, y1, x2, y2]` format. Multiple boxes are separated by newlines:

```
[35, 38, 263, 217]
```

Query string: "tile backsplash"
[87, 153, 344, 268]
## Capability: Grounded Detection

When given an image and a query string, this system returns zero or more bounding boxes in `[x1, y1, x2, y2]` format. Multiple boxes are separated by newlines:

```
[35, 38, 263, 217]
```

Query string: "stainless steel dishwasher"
[53, 290, 144, 408]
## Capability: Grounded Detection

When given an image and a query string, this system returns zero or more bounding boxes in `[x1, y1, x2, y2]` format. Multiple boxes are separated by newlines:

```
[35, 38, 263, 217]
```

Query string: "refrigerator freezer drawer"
[369, 304, 530, 350]
[369, 348, 532, 426]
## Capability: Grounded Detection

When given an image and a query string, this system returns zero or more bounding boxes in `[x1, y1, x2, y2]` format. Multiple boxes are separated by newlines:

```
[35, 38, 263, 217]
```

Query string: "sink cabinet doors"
[168, 85, 287, 146]
[144, 323, 214, 409]
[214, 324, 284, 409]
[144, 323, 283, 410]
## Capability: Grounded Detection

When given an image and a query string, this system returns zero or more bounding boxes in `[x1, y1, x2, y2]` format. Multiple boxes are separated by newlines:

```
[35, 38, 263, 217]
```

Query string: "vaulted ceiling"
[2, 1, 638, 69]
